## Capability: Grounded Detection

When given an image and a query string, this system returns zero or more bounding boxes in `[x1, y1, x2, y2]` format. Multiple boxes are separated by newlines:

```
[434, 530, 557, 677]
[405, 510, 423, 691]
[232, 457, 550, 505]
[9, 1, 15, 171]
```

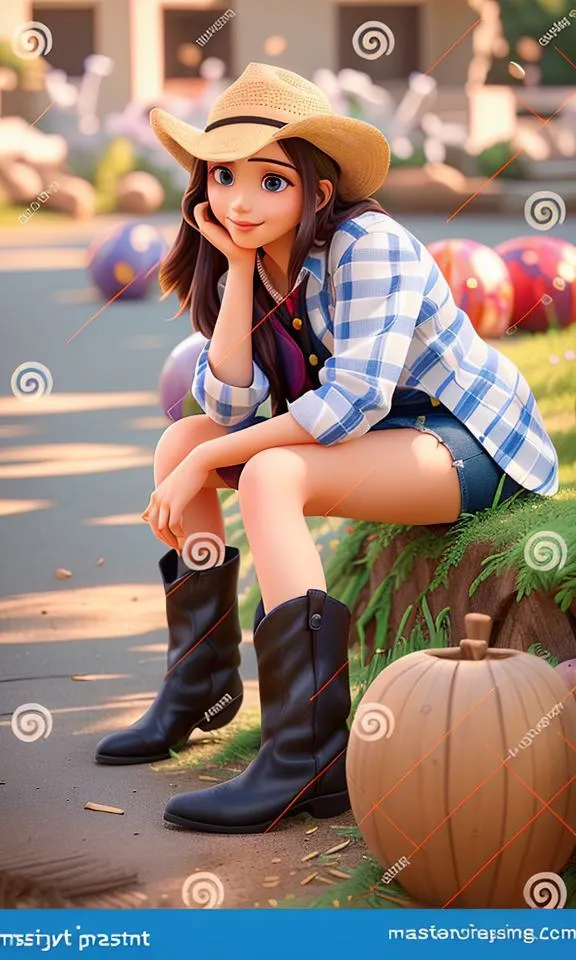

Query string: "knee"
[238, 447, 308, 506]
[154, 414, 225, 481]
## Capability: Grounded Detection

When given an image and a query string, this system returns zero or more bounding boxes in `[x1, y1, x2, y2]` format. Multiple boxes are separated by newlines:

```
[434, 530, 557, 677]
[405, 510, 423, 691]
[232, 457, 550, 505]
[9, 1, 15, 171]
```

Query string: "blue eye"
[212, 166, 234, 185]
[263, 174, 288, 193]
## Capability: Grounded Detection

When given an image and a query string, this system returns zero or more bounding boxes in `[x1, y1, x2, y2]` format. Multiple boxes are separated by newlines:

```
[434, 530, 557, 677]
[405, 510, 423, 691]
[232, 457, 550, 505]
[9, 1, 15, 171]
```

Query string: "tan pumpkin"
[346, 613, 576, 908]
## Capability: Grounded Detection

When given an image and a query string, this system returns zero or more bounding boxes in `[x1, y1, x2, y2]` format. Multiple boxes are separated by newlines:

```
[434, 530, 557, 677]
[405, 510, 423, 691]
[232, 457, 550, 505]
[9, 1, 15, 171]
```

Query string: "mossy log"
[351, 510, 576, 665]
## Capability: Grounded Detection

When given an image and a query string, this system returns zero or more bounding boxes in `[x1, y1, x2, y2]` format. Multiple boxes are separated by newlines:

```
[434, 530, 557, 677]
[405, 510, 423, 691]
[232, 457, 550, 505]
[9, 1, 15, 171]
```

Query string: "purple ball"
[159, 332, 208, 421]
[87, 222, 166, 301]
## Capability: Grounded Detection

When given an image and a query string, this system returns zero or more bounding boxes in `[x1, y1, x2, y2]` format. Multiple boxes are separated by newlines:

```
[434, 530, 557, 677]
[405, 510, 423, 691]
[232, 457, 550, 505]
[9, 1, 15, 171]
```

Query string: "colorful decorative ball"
[87, 222, 166, 300]
[345, 612, 576, 908]
[159, 332, 208, 421]
[494, 235, 576, 333]
[427, 238, 513, 338]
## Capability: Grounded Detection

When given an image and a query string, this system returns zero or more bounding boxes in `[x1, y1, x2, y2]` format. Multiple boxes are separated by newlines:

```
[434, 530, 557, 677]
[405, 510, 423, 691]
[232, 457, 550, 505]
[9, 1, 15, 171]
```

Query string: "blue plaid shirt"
[193, 210, 559, 496]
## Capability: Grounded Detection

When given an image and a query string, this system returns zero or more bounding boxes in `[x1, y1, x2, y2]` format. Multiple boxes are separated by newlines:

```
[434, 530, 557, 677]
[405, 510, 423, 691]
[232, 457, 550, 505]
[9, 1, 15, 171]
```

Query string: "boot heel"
[198, 693, 243, 732]
[302, 789, 351, 819]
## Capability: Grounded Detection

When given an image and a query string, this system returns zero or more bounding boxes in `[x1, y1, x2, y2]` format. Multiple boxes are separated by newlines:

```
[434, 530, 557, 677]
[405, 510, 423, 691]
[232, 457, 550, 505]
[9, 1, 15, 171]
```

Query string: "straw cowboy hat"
[149, 61, 390, 201]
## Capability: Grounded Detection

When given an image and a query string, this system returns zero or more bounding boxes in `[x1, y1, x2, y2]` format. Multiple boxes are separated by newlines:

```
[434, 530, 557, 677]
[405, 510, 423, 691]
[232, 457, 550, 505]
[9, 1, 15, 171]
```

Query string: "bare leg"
[238, 428, 461, 612]
[153, 415, 233, 553]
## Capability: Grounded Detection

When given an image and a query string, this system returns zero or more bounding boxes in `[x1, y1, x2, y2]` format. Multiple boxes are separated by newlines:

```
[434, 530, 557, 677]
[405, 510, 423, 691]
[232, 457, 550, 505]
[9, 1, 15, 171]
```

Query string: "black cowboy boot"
[163, 589, 352, 833]
[94, 546, 243, 765]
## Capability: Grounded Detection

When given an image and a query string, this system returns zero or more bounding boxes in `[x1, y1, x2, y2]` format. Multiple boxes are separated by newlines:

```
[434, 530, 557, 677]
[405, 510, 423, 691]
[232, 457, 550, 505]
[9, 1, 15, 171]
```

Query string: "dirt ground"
[1, 652, 365, 910]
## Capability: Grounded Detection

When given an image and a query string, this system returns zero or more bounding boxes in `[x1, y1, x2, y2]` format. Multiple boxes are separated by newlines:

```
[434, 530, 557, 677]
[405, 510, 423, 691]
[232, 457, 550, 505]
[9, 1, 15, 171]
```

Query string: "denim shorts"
[216, 400, 530, 517]
[368, 403, 529, 516]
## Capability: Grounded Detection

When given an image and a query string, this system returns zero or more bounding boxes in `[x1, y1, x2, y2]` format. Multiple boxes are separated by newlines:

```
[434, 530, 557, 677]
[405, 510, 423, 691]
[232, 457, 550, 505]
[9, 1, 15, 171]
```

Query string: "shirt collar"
[250, 244, 327, 295]
[301, 245, 327, 287]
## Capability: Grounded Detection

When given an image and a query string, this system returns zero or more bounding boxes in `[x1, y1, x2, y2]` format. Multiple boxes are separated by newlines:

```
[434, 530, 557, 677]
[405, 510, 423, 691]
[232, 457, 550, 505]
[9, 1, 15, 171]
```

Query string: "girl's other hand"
[141, 452, 210, 551]
[193, 201, 256, 270]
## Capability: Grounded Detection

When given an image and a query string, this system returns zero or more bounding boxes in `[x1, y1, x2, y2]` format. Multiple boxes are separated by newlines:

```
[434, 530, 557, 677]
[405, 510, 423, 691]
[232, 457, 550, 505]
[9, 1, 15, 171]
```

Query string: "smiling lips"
[228, 218, 263, 229]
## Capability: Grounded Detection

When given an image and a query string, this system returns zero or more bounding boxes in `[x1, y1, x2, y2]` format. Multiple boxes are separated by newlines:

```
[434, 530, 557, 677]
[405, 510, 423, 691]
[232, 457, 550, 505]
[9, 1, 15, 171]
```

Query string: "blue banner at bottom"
[1, 909, 575, 958]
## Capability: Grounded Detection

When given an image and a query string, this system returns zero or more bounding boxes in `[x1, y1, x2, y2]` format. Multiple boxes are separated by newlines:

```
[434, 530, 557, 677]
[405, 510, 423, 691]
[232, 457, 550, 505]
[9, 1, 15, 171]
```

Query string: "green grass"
[499, 328, 576, 487]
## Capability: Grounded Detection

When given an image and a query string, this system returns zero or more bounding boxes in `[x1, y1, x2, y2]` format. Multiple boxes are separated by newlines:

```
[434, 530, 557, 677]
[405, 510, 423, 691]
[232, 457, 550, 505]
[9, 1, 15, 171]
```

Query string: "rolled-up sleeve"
[192, 340, 270, 426]
[287, 229, 426, 445]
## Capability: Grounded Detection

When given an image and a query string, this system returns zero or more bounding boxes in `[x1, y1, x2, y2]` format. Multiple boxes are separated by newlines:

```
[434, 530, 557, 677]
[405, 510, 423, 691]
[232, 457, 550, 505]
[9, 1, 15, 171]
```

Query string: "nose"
[231, 199, 252, 215]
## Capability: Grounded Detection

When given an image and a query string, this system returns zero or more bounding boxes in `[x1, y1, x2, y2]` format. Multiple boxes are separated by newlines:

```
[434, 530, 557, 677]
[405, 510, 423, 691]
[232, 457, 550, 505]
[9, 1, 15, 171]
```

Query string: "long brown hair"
[158, 137, 386, 414]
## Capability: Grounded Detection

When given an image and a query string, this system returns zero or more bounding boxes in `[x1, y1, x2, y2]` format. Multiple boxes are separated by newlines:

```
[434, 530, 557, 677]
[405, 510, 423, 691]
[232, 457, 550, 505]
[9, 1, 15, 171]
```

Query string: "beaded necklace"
[256, 252, 285, 304]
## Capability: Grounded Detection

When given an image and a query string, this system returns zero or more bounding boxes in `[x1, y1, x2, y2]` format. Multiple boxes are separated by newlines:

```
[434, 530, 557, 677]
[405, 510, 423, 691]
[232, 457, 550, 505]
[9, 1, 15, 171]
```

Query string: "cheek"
[206, 184, 228, 218]
[267, 187, 303, 224]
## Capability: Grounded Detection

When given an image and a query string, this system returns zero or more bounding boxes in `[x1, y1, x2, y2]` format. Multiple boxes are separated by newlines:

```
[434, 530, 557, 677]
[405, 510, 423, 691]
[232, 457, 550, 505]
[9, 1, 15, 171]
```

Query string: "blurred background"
[0, 0, 575, 907]
[1, 0, 576, 214]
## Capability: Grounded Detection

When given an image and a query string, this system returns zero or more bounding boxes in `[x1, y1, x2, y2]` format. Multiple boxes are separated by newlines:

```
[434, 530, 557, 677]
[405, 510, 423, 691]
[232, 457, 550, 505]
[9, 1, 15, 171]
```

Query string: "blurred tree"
[498, 0, 576, 85]
[476, 140, 529, 178]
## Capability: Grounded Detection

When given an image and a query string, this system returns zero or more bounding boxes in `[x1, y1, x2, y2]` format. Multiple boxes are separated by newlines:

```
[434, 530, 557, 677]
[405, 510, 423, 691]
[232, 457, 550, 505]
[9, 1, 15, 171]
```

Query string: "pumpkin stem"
[464, 612, 493, 644]
[459, 638, 488, 660]
[460, 614, 493, 659]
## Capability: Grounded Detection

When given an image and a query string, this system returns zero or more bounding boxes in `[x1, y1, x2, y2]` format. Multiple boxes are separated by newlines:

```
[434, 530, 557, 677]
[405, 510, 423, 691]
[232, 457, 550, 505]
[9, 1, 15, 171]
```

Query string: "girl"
[95, 63, 559, 835]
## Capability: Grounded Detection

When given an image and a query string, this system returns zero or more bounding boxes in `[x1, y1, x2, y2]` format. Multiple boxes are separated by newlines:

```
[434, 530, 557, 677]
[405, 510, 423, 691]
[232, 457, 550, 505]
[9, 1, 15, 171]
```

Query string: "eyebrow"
[247, 156, 297, 171]
[209, 156, 297, 172]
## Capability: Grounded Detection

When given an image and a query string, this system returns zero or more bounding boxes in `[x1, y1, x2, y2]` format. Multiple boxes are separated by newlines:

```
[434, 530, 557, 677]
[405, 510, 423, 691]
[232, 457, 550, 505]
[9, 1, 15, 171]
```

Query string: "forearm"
[195, 412, 315, 471]
[208, 262, 255, 387]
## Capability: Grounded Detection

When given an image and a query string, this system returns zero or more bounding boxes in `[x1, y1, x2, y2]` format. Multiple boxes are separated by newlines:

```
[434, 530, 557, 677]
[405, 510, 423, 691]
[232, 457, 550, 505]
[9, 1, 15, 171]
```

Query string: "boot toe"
[164, 784, 228, 830]
[95, 729, 171, 764]
[164, 779, 266, 833]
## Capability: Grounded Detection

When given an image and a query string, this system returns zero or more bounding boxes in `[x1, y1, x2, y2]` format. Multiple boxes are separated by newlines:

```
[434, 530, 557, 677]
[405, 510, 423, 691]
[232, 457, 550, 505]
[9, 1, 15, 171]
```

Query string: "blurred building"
[1, 0, 473, 117]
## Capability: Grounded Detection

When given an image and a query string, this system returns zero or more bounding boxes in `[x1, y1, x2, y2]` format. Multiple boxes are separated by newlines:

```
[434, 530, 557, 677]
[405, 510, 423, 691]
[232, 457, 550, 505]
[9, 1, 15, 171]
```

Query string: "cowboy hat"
[149, 62, 390, 202]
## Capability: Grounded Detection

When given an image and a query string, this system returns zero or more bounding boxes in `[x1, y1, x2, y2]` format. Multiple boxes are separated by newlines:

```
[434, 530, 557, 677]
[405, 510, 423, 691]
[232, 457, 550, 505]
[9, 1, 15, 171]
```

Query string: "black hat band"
[205, 115, 288, 132]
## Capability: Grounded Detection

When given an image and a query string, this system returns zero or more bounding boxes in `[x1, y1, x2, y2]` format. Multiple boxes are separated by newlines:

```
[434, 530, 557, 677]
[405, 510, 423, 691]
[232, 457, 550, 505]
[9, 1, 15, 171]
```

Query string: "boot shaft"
[159, 546, 242, 673]
[253, 590, 352, 752]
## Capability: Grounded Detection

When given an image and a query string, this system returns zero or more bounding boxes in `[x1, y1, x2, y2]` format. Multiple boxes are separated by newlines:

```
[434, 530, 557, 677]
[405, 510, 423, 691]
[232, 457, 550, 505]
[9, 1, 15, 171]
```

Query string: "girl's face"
[206, 140, 305, 248]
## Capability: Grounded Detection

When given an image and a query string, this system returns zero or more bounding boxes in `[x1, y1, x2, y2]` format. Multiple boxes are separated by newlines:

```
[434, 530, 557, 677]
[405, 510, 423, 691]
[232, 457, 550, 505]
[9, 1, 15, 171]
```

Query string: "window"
[163, 8, 233, 79]
[338, 4, 421, 81]
[31, 4, 95, 76]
